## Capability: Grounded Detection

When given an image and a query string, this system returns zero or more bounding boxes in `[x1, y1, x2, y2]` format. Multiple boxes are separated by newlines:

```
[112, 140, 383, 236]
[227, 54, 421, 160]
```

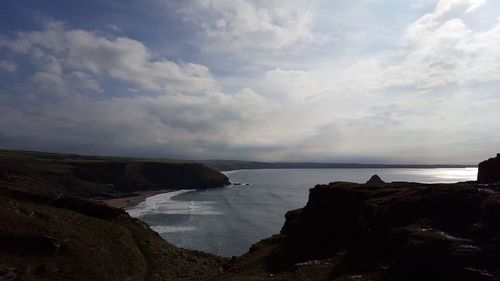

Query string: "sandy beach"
[100, 189, 174, 209]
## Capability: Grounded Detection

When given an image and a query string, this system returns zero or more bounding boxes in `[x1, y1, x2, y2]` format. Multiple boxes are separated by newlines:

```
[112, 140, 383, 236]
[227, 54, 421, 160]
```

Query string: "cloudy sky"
[0, 0, 499, 164]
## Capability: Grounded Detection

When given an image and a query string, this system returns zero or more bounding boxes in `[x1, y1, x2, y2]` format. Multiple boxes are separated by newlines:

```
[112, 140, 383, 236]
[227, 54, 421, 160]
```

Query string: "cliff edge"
[0, 150, 230, 199]
[478, 153, 500, 184]
[215, 181, 500, 281]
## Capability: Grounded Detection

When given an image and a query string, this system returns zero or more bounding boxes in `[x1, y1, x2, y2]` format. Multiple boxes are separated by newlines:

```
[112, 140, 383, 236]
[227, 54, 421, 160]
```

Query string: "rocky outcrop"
[366, 174, 385, 184]
[478, 154, 500, 184]
[216, 181, 500, 281]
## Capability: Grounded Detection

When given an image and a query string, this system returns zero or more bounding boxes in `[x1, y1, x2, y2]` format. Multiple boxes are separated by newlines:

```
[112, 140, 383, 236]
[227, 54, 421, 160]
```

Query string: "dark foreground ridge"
[1, 152, 499, 281]
[0, 162, 226, 281]
[216, 179, 500, 281]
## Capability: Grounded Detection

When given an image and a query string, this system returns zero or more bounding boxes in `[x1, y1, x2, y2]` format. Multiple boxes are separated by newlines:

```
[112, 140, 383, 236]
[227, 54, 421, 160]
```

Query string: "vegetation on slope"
[0, 163, 226, 281]
[0, 149, 229, 199]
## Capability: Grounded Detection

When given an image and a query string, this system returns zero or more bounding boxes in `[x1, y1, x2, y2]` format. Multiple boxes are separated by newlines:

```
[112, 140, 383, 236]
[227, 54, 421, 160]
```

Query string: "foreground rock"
[215, 181, 500, 281]
[478, 154, 500, 184]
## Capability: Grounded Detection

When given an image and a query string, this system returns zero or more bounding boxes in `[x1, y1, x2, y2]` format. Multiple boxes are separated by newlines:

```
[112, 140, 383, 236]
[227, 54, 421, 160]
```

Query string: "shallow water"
[127, 168, 477, 257]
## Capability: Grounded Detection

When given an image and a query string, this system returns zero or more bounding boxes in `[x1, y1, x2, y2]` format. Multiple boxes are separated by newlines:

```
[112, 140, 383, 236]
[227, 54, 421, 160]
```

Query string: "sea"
[127, 168, 478, 257]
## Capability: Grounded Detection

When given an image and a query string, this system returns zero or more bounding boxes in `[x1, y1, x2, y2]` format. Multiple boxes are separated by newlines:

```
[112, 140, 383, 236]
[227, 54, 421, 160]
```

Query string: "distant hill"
[196, 159, 473, 171]
[0, 149, 473, 173]
[0, 149, 229, 199]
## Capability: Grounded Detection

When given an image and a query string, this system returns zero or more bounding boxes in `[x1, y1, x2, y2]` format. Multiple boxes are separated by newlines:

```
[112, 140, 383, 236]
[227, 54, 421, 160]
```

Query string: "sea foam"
[126, 189, 222, 218]
[150, 225, 196, 234]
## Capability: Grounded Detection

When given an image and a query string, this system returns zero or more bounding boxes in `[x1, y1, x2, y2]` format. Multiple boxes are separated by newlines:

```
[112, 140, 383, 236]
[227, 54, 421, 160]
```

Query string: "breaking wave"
[126, 190, 223, 218]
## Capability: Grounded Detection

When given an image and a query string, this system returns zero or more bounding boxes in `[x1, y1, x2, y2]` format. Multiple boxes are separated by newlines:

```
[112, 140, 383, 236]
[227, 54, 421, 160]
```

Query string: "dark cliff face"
[217, 181, 500, 281]
[478, 154, 500, 184]
[0, 150, 230, 197]
[73, 161, 230, 191]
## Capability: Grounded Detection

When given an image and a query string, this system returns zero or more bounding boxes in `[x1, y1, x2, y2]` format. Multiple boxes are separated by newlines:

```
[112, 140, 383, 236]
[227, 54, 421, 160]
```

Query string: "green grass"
[0, 149, 229, 198]
[0, 194, 226, 281]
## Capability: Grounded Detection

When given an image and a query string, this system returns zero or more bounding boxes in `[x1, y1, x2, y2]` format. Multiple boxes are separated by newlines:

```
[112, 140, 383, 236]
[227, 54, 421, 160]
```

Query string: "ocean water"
[127, 168, 478, 257]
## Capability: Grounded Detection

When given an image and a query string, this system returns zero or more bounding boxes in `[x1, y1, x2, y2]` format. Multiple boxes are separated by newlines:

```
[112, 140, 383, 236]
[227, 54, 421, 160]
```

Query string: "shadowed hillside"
[0, 150, 230, 199]
[213, 180, 500, 281]
[0, 163, 226, 281]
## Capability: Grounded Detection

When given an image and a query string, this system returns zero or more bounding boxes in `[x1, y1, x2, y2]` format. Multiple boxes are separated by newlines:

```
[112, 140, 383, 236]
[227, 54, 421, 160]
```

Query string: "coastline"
[100, 189, 174, 209]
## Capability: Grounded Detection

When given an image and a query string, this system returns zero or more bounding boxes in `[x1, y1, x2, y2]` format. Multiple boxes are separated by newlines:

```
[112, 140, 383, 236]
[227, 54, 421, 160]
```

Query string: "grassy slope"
[0, 163, 226, 281]
[0, 149, 184, 175]
[0, 149, 229, 198]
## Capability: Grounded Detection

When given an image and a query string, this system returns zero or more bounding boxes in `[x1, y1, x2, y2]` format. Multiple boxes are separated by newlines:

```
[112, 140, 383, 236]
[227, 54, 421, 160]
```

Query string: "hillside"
[0, 163, 226, 281]
[0, 150, 230, 199]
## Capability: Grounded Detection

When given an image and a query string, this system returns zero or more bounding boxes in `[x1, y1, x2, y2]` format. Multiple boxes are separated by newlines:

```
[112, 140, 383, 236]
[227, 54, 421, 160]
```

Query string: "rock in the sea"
[367, 174, 385, 184]
[478, 154, 500, 184]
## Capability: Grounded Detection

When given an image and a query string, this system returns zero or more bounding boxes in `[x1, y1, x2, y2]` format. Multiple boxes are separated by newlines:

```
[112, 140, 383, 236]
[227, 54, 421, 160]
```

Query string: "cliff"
[478, 154, 500, 184]
[214, 181, 500, 281]
[0, 150, 230, 199]
[72, 161, 230, 192]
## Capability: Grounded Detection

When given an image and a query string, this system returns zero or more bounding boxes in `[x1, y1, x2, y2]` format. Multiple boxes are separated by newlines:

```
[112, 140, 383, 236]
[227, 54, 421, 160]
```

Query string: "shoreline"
[99, 189, 174, 209]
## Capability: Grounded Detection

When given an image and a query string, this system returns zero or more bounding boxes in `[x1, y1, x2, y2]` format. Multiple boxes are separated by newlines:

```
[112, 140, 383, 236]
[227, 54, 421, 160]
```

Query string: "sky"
[0, 0, 499, 164]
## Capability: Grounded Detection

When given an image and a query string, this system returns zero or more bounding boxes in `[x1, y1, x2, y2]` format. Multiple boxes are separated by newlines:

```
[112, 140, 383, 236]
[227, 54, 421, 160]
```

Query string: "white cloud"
[1, 22, 217, 95]
[0, 87, 275, 158]
[380, 0, 500, 89]
[264, 68, 321, 101]
[1, 1, 500, 163]
[180, 0, 314, 54]
[0, 21, 277, 159]
[431, 0, 489, 14]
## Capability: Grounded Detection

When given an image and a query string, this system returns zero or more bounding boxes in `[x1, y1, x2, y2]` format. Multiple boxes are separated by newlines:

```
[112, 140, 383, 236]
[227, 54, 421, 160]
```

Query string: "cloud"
[433, 0, 487, 14]
[381, 0, 500, 89]
[0, 89, 274, 158]
[0, 21, 275, 159]
[1, 1, 499, 164]
[180, 0, 314, 54]
[1, 21, 217, 95]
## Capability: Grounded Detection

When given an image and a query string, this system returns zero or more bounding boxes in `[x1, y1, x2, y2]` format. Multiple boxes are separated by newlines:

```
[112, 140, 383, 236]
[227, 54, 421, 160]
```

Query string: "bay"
[127, 168, 477, 257]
